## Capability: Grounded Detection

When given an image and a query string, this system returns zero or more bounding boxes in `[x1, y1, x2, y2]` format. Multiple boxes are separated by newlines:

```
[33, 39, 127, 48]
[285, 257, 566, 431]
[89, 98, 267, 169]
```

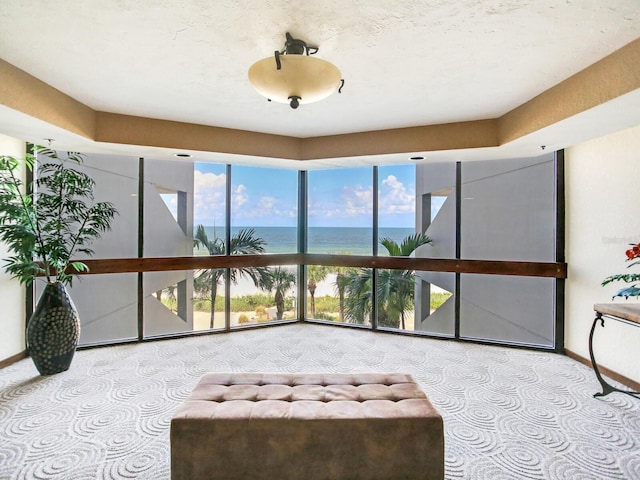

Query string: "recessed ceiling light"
[410, 156, 425, 161]
[174, 153, 192, 158]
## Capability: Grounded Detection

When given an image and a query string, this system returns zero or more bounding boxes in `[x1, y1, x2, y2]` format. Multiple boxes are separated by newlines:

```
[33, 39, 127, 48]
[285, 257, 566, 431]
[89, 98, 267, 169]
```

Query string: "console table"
[590, 303, 640, 399]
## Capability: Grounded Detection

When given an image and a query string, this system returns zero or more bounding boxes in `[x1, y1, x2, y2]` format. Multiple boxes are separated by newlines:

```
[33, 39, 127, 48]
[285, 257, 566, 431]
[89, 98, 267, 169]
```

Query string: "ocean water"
[198, 226, 416, 255]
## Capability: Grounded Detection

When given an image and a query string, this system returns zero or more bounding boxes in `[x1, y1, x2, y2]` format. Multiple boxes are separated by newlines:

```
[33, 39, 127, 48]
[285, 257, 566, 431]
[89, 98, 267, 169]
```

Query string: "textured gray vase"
[27, 282, 80, 375]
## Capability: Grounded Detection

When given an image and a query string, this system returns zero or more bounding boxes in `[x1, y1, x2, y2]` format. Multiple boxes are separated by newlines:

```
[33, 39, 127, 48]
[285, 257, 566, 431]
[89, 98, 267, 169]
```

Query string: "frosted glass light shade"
[248, 55, 341, 105]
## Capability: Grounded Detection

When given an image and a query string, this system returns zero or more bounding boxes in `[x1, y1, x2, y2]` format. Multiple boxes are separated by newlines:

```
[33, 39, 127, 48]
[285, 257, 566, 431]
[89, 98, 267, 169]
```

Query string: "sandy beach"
[225, 272, 338, 297]
[191, 272, 430, 331]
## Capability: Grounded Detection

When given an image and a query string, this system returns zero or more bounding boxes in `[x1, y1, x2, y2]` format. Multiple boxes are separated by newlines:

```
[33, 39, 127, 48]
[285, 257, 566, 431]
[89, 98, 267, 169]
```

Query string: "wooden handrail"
[71, 254, 567, 278]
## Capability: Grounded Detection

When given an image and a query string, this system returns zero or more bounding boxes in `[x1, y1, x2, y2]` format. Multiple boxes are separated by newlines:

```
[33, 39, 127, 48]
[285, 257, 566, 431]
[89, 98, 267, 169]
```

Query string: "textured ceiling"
[0, 0, 639, 165]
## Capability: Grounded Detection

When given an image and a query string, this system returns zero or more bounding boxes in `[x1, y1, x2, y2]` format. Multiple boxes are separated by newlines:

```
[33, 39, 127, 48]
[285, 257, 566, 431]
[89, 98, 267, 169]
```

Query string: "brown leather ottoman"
[170, 372, 444, 480]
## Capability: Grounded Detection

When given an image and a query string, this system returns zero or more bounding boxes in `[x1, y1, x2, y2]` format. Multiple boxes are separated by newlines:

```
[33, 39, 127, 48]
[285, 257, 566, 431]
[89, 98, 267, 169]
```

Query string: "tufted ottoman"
[170, 372, 443, 480]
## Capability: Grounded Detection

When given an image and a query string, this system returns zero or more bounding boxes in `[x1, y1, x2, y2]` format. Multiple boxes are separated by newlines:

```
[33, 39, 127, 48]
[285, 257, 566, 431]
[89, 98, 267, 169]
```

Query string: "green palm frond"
[602, 273, 640, 286]
[0, 147, 118, 286]
[267, 267, 296, 294]
[193, 224, 272, 323]
[194, 224, 224, 255]
[380, 232, 432, 257]
[230, 228, 266, 254]
[341, 233, 433, 328]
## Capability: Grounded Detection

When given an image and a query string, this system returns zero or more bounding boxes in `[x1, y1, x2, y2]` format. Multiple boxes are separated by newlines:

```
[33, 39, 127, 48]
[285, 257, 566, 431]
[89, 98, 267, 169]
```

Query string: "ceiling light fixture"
[248, 32, 344, 109]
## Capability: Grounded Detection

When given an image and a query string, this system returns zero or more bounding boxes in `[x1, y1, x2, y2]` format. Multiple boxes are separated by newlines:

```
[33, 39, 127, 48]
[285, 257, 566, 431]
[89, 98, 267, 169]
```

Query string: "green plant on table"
[602, 242, 640, 300]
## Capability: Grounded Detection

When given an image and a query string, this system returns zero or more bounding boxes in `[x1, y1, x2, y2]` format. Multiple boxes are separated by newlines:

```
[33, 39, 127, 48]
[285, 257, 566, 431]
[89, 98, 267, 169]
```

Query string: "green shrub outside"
[313, 311, 338, 321]
[162, 291, 451, 313]
[313, 295, 339, 312]
[312, 292, 451, 313]
[159, 297, 177, 312]
[430, 292, 451, 310]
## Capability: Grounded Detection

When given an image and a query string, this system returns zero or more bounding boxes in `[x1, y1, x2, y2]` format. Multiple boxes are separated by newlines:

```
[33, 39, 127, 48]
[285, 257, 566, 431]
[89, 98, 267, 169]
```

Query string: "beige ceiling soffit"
[95, 113, 499, 161]
[499, 37, 640, 145]
[299, 120, 499, 160]
[95, 112, 302, 160]
[0, 58, 95, 140]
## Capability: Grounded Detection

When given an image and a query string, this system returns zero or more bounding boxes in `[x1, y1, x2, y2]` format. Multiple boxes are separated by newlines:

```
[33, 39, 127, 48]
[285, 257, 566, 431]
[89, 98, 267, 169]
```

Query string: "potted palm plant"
[0, 146, 117, 375]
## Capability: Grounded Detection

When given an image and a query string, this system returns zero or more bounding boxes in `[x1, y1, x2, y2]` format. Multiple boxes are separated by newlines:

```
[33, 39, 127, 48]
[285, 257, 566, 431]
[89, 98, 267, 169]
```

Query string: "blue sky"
[189, 163, 417, 228]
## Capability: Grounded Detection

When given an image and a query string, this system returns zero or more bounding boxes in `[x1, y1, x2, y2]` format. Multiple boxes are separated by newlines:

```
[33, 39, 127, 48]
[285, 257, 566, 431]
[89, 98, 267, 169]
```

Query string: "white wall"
[566, 124, 640, 383]
[0, 134, 26, 361]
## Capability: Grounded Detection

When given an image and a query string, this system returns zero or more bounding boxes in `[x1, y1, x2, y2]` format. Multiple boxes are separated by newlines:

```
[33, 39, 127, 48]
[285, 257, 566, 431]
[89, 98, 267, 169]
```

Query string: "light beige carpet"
[1, 323, 639, 479]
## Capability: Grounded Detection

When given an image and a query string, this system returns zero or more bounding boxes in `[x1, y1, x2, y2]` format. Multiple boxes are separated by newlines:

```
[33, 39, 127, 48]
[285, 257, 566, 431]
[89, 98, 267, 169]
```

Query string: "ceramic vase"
[27, 282, 80, 375]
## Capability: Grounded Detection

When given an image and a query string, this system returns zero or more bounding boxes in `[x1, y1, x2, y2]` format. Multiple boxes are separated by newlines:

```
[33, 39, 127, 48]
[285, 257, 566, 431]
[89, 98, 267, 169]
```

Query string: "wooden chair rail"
[69, 254, 567, 279]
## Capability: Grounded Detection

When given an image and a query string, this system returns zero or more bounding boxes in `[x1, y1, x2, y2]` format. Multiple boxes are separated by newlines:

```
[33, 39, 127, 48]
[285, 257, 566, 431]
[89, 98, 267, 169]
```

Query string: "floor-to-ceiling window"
[38, 150, 561, 350]
[414, 161, 457, 336]
[458, 155, 558, 347]
[375, 164, 425, 332]
[143, 158, 195, 337]
[36, 153, 140, 346]
[416, 152, 562, 348]
[190, 162, 226, 331]
[306, 167, 374, 324]
[229, 166, 298, 326]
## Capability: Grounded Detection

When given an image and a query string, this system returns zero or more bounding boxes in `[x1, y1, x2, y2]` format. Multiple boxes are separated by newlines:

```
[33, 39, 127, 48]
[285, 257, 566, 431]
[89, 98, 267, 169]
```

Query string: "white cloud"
[160, 193, 178, 219]
[379, 174, 414, 214]
[244, 195, 296, 219]
[193, 170, 414, 227]
[310, 177, 413, 223]
[233, 184, 248, 208]
[382, 174, 401, 190]
[308, 184, 373, 225]
[343, 184, 373, 216]
[259, 195, 276, 210]
[194, 170, 226, 191]
[193, 170, 226, 225]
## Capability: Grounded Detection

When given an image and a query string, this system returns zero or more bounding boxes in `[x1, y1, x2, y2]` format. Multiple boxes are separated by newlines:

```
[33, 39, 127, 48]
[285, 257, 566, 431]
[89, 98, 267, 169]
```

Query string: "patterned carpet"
[0, 323, 639, 480]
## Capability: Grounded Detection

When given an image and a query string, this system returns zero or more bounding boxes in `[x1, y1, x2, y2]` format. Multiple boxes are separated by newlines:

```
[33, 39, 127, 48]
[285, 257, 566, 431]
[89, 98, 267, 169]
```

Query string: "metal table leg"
[588, 312, 640, 399]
